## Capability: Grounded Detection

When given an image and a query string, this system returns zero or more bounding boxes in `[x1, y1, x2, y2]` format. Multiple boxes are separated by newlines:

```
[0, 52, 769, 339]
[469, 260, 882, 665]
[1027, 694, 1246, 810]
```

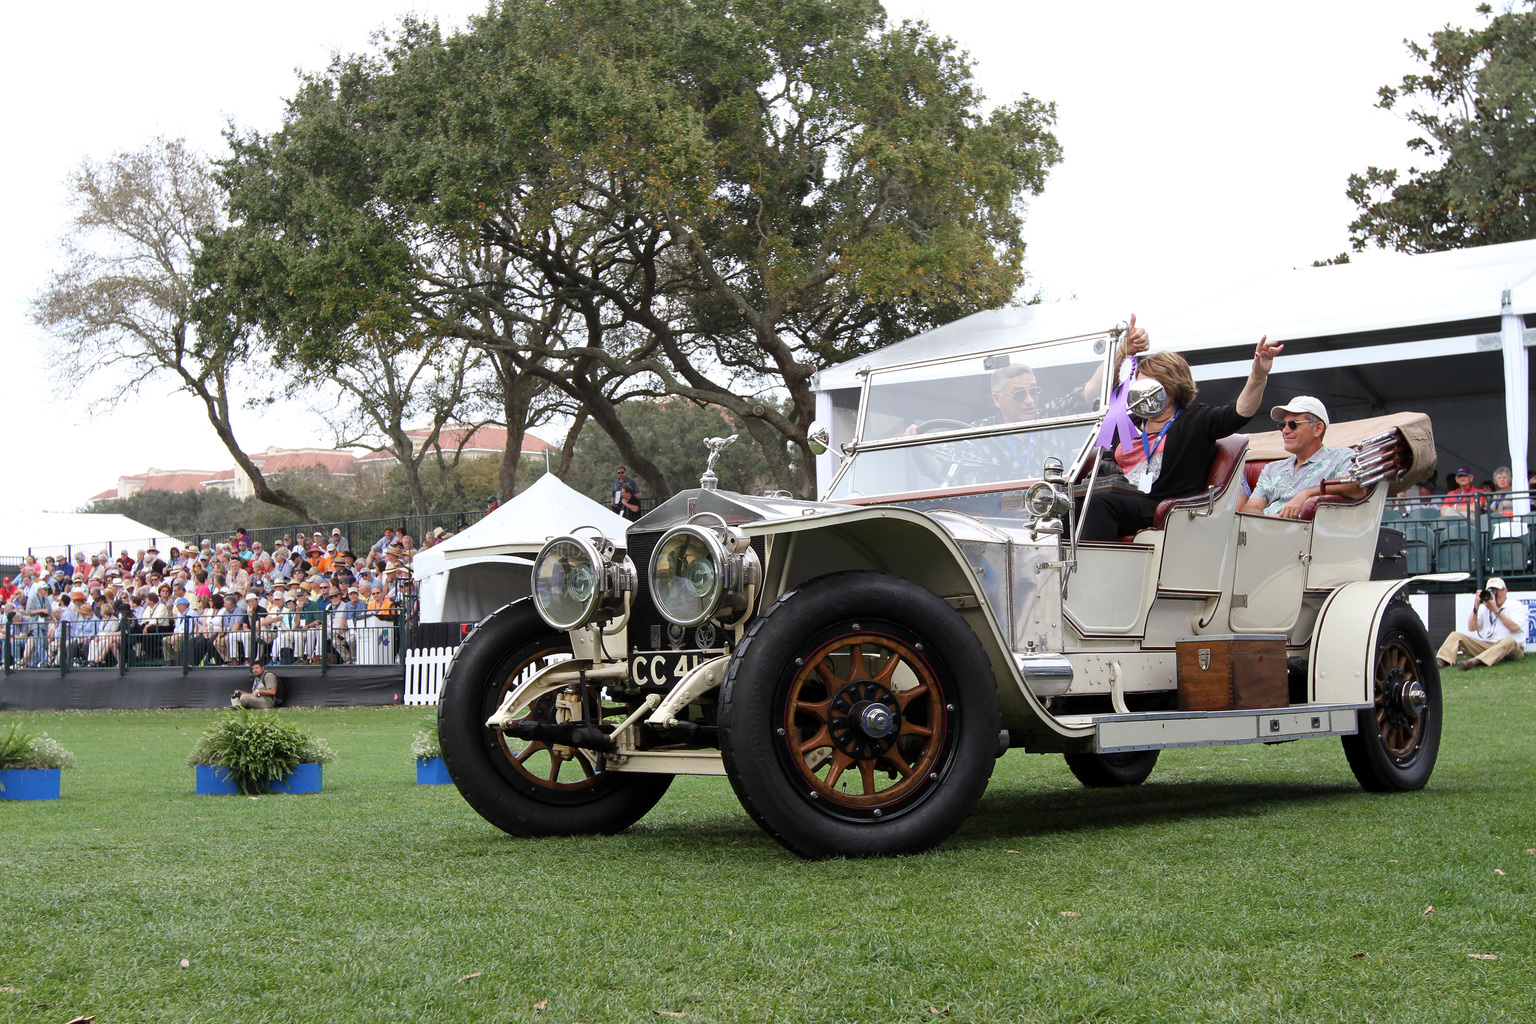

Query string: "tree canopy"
[199, 0, 1060, 498]
[1348, 1, 1536, 253]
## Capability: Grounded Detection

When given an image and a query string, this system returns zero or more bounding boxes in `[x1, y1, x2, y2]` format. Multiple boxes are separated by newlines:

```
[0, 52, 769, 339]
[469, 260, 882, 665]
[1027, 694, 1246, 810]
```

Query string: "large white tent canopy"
[0, 512, 187, 565]
[413, 473, 630, 623]
[815, 239, 1536, 514]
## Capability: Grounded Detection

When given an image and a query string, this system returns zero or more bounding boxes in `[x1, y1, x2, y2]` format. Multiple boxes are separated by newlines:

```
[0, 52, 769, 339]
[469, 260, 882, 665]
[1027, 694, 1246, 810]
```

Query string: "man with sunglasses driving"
[1240, 397, 1364, 519]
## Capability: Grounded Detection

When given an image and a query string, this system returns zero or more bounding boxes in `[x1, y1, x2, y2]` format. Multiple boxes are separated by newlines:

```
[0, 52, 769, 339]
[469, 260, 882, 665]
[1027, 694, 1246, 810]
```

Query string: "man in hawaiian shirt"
[1240, 397, 1365, 519]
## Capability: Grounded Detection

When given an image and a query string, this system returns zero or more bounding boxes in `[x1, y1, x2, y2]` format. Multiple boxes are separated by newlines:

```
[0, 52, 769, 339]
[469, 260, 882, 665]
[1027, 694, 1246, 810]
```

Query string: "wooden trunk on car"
[1175, 635, 1289, 711]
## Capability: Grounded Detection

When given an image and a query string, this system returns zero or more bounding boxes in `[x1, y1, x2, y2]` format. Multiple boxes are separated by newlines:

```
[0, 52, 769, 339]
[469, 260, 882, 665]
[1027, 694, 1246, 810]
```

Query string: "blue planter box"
[417, 757, 452, 785]
[0, 768, 61, 801]
[196, 763, 323, 795]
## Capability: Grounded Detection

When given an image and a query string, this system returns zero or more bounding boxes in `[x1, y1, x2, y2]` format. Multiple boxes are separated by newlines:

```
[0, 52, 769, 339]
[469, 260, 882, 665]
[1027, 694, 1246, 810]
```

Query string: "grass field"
[3, 660, 1534, 1024]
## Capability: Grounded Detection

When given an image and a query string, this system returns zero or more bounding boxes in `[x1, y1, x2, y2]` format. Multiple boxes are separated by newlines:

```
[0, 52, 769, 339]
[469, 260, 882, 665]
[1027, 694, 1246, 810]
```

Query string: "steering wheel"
[911, 419, 1014, 486]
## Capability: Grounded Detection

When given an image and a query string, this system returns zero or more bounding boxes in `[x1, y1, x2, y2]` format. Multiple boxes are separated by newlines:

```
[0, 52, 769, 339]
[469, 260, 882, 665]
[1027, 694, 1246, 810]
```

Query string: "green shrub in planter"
[409, 711, 442, 761]
[411, 711, 451, 785]
[186, 711, 335, 795]
[0, 723, 78, 801]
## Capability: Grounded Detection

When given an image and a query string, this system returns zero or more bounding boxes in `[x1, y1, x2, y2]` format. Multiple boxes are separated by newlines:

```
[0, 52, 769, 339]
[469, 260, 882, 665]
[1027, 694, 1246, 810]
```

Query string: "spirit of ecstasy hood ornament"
[699, 434, 738, 490]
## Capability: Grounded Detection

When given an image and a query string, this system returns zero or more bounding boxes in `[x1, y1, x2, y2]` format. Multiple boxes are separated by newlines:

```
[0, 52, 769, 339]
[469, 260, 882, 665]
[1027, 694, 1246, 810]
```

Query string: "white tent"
[814, 238, 1536, 501]
[413, 473, 632, 623]
[0, 511, 188, 564]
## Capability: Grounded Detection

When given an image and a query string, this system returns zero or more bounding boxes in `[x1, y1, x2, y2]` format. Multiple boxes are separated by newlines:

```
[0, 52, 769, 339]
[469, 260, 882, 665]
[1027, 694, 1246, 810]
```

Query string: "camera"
[1477, 589, 1492, 603]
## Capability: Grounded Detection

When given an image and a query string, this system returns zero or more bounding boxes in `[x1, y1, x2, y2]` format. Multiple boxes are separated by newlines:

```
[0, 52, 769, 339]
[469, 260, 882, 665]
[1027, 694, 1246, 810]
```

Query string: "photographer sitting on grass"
[1435, 578, 1527, 671]
[231, 661, 284, 709]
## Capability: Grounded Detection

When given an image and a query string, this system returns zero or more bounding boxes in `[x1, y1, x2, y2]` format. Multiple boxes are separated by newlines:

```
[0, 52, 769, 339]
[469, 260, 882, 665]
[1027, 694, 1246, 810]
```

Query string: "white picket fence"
[404, 646, 456, 706]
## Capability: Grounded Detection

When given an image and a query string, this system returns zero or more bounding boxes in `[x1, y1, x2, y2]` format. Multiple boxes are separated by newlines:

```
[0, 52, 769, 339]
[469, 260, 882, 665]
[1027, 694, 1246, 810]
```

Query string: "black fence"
[3, 611, 404, 675]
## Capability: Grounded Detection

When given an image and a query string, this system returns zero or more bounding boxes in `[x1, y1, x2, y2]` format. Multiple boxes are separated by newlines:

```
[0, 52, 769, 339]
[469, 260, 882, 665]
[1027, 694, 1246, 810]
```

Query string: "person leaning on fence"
[1436, 578, 1528, 671]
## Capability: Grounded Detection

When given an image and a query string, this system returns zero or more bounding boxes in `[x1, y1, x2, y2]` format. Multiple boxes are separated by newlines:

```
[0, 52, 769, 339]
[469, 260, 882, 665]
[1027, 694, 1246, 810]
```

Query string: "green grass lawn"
[3, 660, 1534, 1024]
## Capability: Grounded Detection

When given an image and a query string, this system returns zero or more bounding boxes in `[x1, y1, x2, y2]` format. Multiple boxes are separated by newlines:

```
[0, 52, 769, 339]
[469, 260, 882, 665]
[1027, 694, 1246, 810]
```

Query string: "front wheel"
[1063, 749, 1159, 788]
[1341, 602, 1441, 792]
[438, 601, 672, 836]
[719, 572, 1000, 859]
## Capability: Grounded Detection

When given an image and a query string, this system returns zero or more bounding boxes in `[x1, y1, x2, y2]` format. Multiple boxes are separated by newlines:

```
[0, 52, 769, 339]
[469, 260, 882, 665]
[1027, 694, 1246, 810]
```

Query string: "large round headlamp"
[531, 534, 634, 630]
[648, 519, 760, 627]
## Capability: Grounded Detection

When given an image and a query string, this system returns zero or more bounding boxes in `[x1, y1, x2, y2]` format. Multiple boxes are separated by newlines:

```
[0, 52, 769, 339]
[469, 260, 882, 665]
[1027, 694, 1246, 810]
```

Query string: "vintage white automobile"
[438, 326, 1448, 858]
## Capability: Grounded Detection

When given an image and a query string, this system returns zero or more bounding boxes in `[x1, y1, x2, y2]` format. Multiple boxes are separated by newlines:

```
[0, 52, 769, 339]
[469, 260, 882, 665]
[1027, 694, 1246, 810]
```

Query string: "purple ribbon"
[1093, 355, 1138, 451]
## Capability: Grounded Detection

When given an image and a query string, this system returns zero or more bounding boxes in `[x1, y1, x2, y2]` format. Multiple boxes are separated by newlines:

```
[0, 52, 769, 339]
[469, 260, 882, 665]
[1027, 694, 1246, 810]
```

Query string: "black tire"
[719, 572, 1000, 859]
[438, 600, 672, 836]
[1063, 749, 1159, 788]
[1341, 602, 1441, 792]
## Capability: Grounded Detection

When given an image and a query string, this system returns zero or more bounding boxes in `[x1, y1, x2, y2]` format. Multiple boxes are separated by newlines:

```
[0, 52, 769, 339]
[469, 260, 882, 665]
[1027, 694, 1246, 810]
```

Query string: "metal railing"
[1384, 490, 1533, 586]
[3, 610, 407, 675]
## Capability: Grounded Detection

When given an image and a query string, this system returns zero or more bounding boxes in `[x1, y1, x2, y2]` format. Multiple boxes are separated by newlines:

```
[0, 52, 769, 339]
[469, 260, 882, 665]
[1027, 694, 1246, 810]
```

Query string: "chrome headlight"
[531, 534, 635, 630]
[1025, 480, 1070, 519]
[648, 519, 760, 627]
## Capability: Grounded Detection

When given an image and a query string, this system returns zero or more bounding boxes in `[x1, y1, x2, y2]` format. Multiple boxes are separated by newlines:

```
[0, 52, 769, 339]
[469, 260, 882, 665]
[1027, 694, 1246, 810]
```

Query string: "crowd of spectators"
[2, 524, 437, 671]
[1394, 466, 1532, 519]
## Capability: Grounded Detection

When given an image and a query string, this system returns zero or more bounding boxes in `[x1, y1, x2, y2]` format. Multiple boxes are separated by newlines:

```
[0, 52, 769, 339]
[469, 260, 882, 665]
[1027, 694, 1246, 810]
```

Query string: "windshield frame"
[821, 327, 1122, 502]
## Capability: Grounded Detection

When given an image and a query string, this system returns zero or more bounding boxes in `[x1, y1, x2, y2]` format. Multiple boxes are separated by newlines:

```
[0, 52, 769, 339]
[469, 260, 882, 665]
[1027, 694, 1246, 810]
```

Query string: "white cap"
[1270, 396, 1329, 427]
[1486, 577, 1508, 591]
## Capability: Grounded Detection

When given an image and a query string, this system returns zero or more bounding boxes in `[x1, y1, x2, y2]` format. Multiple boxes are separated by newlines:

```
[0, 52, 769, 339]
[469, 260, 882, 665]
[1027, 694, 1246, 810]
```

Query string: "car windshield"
[824, 331, 1113, 501]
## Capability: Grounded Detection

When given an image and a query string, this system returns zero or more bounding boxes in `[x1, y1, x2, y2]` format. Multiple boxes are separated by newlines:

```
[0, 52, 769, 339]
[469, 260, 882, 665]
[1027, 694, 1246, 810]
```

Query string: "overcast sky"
[3, 0, 1478, 513]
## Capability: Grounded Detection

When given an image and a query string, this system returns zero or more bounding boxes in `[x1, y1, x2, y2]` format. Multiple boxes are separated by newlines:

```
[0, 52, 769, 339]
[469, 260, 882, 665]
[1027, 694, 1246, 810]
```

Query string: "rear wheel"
[1063, 749, 1159, 788]
[720, 572, 1000, 859]
[1341, 602, 1441, 792]
[438, 601, 672, 836]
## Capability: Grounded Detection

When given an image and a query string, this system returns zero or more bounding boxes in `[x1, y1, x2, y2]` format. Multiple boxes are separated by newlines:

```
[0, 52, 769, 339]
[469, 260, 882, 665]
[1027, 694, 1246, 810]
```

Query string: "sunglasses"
[1002, 386, 1043, 401]
[1279, 419, 1318, 431]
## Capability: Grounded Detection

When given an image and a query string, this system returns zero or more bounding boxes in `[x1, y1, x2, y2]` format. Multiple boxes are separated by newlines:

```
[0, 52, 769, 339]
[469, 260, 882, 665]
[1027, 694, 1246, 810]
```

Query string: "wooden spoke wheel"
[438, 601, 671, 836]
[1342, 602, 1441, 792]
[721, 572, 999, 859]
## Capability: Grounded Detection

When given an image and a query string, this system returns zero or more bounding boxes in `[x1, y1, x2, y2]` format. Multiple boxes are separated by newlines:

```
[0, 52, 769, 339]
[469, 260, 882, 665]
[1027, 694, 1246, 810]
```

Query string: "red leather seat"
[1151, 434, 1249, 529]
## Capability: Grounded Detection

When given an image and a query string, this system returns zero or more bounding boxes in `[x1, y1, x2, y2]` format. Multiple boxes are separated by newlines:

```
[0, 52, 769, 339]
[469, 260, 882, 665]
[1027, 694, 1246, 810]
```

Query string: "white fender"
[1307, 572, 1466, 704]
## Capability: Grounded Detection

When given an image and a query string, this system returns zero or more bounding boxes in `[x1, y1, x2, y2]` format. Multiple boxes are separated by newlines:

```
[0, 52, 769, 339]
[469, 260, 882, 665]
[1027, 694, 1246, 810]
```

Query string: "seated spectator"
[1436, 579, 1527, 670]
[1443, 468, 1484, 516]
[1488, 466, 1514, 514]
[370, 526, 397, 563]
[330, 526, 349, 554]
[88, 599, 124, 667]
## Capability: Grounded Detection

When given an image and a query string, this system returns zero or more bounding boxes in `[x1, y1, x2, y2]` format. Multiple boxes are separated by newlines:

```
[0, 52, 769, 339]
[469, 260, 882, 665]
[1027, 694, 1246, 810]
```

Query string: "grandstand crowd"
[0, 524, 448, 670]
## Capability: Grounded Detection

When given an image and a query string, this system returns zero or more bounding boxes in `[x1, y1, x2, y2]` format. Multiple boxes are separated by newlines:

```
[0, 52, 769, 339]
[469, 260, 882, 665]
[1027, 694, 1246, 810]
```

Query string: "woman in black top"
[1079, 333, 1283, 542]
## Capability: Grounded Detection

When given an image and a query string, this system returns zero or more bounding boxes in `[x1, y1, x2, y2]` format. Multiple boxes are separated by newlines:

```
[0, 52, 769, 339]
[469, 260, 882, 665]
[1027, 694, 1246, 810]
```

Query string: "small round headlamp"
[531, 534, 634, 630]
[1026, 480, 1067, 518]
[648, 520, 759, 627]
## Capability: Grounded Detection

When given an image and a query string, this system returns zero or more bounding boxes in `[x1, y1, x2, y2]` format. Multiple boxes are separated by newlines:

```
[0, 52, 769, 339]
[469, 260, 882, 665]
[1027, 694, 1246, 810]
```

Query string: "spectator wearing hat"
[1437, 578, 1528, 670]
[342, 585, 368, 626]
[59, 588, 92, 665]
[330, 527, 349, 554]
[1241, 397, 1365, 518]
[1444, 467, 1483, 516]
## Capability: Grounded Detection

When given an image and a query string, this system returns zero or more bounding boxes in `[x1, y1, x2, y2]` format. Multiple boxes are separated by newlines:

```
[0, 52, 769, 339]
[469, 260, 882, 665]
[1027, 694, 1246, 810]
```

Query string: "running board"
[1058, 703, 1365, 753]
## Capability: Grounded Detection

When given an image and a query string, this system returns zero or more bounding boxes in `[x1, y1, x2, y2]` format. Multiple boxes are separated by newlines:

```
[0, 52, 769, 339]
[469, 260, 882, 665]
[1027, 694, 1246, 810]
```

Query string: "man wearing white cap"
[1240, 396, 1365, 519]
[1436, 578, 1527, 670]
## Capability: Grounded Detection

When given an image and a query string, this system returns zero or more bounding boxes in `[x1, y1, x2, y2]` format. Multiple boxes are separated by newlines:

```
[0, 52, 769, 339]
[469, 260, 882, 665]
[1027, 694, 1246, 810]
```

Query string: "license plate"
[629, 649, 726, 687]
